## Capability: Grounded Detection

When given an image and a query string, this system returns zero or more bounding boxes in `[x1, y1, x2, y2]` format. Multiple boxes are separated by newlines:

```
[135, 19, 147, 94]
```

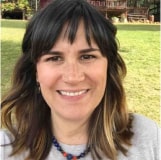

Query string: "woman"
[1, 0, 160, 160]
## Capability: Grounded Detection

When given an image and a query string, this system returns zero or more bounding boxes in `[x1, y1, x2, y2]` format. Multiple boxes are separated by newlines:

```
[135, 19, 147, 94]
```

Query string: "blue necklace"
[52, 136, 90, 160]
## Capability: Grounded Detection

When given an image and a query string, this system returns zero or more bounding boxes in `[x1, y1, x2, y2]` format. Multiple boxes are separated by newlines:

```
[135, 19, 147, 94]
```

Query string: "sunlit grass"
[1, 20, 27, 93]
[116, 24, 160, 123]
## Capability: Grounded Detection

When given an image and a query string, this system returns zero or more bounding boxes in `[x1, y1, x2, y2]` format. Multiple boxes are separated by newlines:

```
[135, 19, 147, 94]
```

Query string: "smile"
[58, 90, 88, 97]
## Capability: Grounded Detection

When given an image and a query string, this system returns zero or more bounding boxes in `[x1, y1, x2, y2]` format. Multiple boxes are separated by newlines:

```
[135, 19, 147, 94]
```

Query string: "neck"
[51, 115, 89, 145]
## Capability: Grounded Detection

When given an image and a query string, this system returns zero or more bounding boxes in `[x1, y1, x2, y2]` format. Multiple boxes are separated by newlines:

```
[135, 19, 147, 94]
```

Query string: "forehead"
[60, 20, 85, 40]
[55, 20, 96, 46]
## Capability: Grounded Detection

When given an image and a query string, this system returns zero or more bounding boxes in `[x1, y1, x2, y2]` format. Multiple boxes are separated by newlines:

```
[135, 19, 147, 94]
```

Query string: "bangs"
[22, 0, 117, 62]
[64, 6, 92, 46]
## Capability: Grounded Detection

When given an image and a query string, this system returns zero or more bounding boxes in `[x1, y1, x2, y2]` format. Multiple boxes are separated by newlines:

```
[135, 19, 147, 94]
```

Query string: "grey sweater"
[0, 114, 160, 160]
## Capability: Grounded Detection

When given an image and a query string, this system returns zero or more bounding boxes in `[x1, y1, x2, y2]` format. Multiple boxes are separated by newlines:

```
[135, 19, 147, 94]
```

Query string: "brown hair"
[1, 0, 133, 160]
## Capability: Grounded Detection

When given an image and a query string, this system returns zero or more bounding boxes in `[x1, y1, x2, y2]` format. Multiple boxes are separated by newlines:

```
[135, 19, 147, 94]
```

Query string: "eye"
[80, 55, 96, 62]
[45, 56, 63, 62]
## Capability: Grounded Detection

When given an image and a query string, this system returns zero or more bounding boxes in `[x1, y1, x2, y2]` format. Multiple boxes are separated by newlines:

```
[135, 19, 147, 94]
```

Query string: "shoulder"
[0, 129, 14, 160]
[128, 113, 161, 160]
[0, 129, 14, 145]
[132, 113, 160, 137]
[0, 129, 28, 160]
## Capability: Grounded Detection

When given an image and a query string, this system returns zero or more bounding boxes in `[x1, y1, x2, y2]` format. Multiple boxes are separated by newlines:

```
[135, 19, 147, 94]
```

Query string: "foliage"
[1, 3, 16, 11]
[127, 0, 152, 7]
[1, 0, 31, 12]
[17, 0, 30, 9]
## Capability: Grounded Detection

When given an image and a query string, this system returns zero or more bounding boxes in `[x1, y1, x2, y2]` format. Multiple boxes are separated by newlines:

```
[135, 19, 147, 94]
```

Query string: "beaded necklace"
[52, 136, 90, 160]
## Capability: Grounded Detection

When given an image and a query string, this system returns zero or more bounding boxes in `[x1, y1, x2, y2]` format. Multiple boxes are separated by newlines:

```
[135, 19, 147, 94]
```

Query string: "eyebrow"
[79, 48, 100, 54]
[45, 48, 100, 55]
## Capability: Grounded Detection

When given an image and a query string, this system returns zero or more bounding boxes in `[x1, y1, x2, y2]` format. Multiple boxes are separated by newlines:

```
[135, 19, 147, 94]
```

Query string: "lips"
[57, 89, 88, 97]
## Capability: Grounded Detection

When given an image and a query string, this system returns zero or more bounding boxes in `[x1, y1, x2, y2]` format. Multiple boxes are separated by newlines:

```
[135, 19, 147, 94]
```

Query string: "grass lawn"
[1, 20, 27, 94]
[116, 24, 160, 124]
[1, 20, 160, 123]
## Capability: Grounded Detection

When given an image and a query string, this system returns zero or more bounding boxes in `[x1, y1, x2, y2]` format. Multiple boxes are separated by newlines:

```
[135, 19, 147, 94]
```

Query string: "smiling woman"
[0, 0, 160, 160]
[36, 20, 107, 123]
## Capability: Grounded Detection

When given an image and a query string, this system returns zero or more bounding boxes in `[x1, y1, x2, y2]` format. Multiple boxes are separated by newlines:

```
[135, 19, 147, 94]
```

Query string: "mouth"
[57, 89, 89, 97]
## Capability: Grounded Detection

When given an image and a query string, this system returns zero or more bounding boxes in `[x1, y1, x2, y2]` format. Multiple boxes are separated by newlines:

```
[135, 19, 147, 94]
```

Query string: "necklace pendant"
[72, 156, 77, 160]
[67, 154, 73, 160]
[63, 152, 67, 157]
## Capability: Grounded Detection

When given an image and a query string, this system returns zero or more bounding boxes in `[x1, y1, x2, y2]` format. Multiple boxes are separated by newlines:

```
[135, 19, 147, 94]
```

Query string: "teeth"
[59, 90, 87, 96]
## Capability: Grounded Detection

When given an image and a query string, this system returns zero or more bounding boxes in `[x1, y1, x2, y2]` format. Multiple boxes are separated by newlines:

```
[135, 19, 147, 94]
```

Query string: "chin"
[63, 112, 90, 121]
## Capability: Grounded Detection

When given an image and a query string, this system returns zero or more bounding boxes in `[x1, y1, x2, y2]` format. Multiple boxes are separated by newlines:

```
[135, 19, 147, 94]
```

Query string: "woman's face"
[36, 21, 108, 122]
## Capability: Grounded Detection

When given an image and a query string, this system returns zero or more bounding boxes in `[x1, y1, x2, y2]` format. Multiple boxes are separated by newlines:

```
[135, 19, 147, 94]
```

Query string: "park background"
[1, 0, 160, 124]
[1, 20, 160, 124]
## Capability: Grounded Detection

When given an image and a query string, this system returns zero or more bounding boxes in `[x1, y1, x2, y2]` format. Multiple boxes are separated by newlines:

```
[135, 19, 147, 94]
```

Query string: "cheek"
[94, 62, 107, 85]
[96, 63, 107, 95]
[98, 70, 107, 92]
[36, 66, 57, 87]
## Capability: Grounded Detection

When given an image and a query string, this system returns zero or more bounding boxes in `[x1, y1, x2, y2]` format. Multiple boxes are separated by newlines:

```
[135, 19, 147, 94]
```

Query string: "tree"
[1, 0, 32, 19]
[28, 0, 40, 11]
[127, 0, 159, 7]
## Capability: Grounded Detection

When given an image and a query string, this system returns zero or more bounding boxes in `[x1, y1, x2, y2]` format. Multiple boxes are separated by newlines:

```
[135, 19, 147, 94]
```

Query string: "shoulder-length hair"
[1, 0, 133, 160]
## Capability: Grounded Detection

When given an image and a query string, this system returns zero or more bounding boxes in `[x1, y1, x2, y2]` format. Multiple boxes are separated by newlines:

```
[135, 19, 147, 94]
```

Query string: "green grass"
[116, 24, 160, 124]
[1, 20, 27, 93]
[1, 20, 160, 123]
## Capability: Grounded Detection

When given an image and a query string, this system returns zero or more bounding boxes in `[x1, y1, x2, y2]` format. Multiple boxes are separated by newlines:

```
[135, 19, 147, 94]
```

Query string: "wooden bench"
[127, 7, 149, 22]
[128, 14, 148, 22]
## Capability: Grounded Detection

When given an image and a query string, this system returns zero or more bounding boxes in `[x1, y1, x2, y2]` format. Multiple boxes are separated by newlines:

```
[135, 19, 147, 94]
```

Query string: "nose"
[62, 62, 85, 84]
